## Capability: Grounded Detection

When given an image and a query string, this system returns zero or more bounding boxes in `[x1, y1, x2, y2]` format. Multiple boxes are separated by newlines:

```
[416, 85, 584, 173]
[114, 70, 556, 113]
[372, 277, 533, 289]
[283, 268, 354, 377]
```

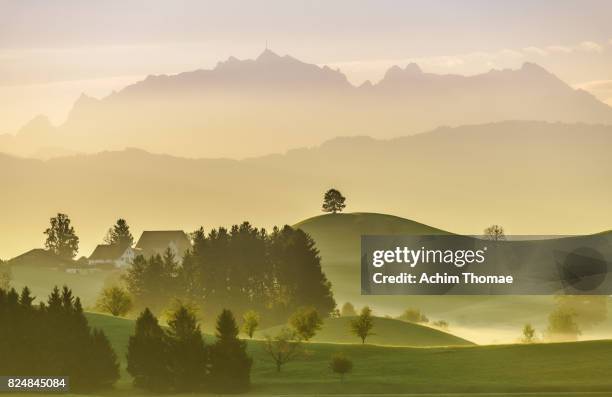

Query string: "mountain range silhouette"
[1, 49, 611, 158]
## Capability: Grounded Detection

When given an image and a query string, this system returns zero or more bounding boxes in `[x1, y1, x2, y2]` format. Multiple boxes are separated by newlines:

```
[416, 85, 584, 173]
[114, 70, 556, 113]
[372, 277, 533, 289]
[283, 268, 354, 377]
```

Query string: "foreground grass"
[79, 313, 612, 396]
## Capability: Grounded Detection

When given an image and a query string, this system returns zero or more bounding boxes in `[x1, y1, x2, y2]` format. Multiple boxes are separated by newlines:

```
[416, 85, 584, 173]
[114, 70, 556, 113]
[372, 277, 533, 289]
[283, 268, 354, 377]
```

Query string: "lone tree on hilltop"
[484, 224, 506, 241]
[322, 188, 346, 214]
[44, 213, 79, 259]
[104, 218, 134, 248]
[350, 306, 374, 344]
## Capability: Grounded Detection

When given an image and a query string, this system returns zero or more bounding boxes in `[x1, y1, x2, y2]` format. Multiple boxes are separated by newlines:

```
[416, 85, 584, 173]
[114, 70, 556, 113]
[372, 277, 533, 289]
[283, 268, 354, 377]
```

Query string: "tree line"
[127, 306, 252, 393]
[124, 222, 336, 325]
[0, 286, 119, 391]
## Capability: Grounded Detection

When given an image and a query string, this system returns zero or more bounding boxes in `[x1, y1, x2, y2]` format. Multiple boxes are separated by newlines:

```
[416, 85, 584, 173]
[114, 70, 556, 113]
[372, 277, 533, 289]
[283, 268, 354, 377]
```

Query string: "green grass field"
[10, 266, 116, 307]
[256, 316, 473, 347]
[72, 312, 612, 397]
[294, 213, 612, 343]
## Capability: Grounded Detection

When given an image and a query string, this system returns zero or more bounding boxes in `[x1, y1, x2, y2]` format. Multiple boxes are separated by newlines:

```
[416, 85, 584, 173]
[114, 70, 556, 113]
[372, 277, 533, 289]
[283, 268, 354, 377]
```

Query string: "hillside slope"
[83, 312, 612, 395]
[293, 213, 612, 343]
[257, 316, 473, 347]
[295, 212, 448, 263]
[3, 121, 611, 261]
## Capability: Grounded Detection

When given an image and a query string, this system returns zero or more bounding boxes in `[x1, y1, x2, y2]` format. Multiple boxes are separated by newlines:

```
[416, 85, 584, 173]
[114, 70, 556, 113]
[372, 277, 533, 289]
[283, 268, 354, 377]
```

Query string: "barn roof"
[88, 244, 128, 261]
[135, 230, 191, 259]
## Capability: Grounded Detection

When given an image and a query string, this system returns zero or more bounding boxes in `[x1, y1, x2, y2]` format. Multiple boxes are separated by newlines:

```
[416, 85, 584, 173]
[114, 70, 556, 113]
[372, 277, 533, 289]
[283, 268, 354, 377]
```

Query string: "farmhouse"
[7, 248, 72, 268]
[135, 230, 191, 260]
[88, 244, 139, 268]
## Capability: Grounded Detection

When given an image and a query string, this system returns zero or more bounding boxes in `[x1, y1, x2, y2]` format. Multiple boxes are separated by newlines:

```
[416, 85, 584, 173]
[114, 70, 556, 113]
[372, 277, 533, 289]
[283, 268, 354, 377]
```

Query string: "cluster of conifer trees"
[125, 223, 336, 324]
[0, 286, 119, 391]
[127, 306, 251, 393]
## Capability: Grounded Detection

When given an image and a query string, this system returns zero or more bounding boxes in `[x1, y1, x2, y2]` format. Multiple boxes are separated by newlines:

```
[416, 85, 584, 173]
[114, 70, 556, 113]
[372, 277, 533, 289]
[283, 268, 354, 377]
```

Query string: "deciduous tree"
[104, 218, 134, 248]
[322, 188, 346, 214]
[44, 213, 79, 259]
[330, 353, 353, 381]
[350, 306, 374, 344]
[242, 310, 260, 339]
[263, 328, 302, 372]
[289, 306, 323, 341]
[96, 286, 132, 317]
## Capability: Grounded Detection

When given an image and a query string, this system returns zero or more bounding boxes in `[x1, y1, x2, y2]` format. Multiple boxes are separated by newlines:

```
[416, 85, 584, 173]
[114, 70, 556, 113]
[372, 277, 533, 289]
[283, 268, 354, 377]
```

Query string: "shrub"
[330, 353, 353, 381]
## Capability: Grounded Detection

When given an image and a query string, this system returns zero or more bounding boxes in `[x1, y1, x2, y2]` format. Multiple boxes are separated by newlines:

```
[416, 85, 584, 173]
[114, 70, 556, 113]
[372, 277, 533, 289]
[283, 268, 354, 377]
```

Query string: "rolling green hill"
[256, 316, 473, 347]
[295, 212, 449, 264]
[82, 312, 612, 396]
[292, 213, 578, 343]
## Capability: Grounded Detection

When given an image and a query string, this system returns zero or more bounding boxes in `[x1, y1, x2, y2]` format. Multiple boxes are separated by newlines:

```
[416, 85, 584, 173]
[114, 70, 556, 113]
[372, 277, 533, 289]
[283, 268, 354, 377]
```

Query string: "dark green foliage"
[289, 306, 323, 341]
[322, 188, 346, 214]
[166, 305, 208, 392]
[127, 306, 216, 393]
[0, 260, 10, 290]
[210, 309, 252, 393]
[126, 308, 172, 392]
[269, 225, 336, 320]
[0, 286, 119, 391]
[123, 249, 179, 314]
[105, 218, 134, 248]
[181, 222, 335, 325]
[44, 213, 79, 259]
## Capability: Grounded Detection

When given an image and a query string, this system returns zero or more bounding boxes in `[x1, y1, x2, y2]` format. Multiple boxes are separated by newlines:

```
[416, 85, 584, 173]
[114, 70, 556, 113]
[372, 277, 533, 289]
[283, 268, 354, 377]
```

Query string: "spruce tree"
[209, 309, 252, 393]
[166, 305, 208, 392]
[105, 218, 134, 248]
[127, 308, 172, 392]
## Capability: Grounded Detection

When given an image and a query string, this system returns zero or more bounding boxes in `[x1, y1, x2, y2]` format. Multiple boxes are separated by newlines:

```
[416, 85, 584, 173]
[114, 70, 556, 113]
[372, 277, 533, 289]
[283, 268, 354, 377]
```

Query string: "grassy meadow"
[24, 312, 602, 396]
[255, 316, 473, 347]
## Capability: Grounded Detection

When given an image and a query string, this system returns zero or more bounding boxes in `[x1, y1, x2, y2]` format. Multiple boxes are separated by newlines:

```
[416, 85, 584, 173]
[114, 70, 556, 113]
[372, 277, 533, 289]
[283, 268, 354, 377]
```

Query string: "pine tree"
[19, 286, 35, 307]
[166, 305, 208, 392]
[105, 218, 134, 248]
[209, 309, 252, 393]
[127, 308, 172, 392]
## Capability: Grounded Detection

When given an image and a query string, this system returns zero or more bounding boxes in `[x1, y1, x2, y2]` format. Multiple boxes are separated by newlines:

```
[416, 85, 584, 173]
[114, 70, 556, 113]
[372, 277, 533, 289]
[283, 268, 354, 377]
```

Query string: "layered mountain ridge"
[2, 49, 612, 158]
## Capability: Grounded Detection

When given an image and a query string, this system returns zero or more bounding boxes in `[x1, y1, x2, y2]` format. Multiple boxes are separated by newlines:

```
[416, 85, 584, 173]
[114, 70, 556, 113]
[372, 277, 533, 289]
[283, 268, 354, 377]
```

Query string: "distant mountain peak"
[520, 62, 548, 73]
[382, 63, 423, 81]
[18, 114, 54, 137]
[404, 62, 423, 74]
[256, 48, 282, 62]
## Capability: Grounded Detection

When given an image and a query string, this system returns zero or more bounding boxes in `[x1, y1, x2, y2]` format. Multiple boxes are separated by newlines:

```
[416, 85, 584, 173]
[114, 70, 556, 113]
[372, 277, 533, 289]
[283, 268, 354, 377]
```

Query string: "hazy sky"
[1, 0, 612, 132]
